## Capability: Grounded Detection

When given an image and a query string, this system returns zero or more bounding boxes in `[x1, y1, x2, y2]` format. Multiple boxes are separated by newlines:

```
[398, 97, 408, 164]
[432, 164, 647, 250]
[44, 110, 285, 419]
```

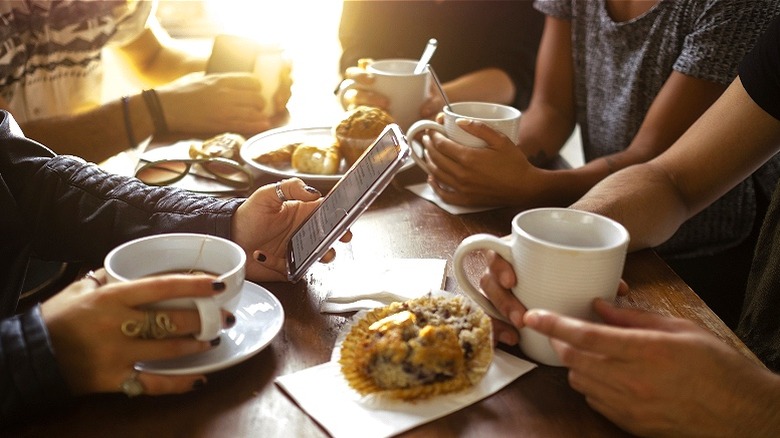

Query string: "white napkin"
[321, 259, 447, 313]
[275, 349, 536, 438]
[405, 183, 498, 215]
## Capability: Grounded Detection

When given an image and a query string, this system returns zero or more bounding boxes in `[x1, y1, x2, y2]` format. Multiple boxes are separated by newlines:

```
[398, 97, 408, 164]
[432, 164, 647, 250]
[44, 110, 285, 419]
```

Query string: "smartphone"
[286, 124, 410, 282]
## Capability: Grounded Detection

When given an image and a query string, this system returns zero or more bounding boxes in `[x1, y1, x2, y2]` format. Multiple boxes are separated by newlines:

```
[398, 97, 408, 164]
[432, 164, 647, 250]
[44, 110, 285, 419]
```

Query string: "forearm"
[570, 163, 690, 252]
[114, 22, 207, 87]
[18, 94, 156, 163]
[442, 68, 516, 106]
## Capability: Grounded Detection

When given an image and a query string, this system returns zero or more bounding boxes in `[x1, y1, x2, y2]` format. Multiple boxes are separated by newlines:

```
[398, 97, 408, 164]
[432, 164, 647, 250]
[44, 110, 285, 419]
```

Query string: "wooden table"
[9, 157, 761, 437]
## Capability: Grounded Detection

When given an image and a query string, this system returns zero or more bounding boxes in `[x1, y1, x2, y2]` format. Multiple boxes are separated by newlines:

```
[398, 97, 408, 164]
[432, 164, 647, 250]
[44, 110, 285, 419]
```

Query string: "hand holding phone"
[286, 124, 410, 281]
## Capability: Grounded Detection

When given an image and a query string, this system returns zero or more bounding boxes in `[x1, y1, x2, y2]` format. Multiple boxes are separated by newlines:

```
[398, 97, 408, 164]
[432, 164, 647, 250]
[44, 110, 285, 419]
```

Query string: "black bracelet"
[120, 95, 138, 147]
[141, 89, 169, 135]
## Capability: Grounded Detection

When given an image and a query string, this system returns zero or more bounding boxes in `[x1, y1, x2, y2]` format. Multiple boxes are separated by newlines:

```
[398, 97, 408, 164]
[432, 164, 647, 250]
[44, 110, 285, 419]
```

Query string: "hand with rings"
[231, 177, 352, 282]
[40, 269, 235, 397]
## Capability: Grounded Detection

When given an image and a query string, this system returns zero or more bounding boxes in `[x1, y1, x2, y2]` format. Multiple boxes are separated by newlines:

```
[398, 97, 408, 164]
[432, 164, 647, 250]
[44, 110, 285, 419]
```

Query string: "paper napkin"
[320, 259, 447, 313]
[275, 349, 536, 438]
[405, 183, 498, 215]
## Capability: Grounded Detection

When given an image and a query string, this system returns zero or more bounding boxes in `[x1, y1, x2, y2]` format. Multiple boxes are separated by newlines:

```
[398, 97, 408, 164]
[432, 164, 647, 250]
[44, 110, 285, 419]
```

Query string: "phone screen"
[287, 124, 409, 281]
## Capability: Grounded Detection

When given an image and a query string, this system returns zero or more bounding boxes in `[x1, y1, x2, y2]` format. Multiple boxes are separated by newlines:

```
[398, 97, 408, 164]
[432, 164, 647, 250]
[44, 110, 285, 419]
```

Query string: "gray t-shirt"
[534, 0, 780, 257]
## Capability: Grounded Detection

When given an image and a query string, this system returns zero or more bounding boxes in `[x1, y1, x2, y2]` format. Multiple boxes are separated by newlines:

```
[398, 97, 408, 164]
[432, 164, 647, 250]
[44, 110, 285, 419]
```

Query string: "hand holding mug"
[336, 58, 430, 131]
[406, 101, 521, 174]
[40, 269, 232, 396]
[453, 208, 630, 366]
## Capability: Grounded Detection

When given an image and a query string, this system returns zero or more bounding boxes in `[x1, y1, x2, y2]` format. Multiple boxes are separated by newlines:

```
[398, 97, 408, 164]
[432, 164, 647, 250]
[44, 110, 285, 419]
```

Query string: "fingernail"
[212, 281, 226, 291]
[210, 337, 221, 346]
[510, 310, 523, 327]
[304, 185, 321, 195]
[192, 378, 206, 390]
[225, 314, 236, 328]
[254, 251, 267, 262]
[455, 117, 472, 126]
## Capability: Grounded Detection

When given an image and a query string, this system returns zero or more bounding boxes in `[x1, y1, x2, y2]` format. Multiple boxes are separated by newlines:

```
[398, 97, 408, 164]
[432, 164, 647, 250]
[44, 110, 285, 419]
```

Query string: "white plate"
[135, 282, 284, 375]
[240, 126, 415, 186]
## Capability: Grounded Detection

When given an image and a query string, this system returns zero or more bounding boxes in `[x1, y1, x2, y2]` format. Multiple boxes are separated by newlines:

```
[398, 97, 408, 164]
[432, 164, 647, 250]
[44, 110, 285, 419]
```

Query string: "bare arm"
[112, 18, 207, 87]
[572, 77, 780, 251]
[515, 15, 578, 166]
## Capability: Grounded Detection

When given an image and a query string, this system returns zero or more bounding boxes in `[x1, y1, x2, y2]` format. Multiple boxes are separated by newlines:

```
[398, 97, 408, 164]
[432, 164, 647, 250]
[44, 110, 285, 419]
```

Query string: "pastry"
[291, 142, 341, 174]
[189, 133, 246, 161]
[334, 105, 395, 165]
[339, 293, 493, 401]
[253, 142, 300, 168]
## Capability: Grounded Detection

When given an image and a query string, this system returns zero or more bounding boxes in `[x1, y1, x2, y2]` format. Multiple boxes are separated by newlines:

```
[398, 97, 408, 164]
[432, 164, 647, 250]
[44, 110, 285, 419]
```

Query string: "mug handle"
[453, 233, 514, 323]
[405, 120, 445, 174]
[193, 298, 222, 341]
[335, 79, 363, 110]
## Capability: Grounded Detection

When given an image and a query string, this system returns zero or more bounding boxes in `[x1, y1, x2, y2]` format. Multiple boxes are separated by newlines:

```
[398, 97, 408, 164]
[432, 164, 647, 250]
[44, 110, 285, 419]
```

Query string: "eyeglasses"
[135, 158, 254, 194]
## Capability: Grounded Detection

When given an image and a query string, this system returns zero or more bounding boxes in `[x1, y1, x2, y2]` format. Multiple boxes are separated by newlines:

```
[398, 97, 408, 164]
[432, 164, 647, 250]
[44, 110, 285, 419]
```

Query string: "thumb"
[280, 177, 322, 202]
[455, 119, 513, 150]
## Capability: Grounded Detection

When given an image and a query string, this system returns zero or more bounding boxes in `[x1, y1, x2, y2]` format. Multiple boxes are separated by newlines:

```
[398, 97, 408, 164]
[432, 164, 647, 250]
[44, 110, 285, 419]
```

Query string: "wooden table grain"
[9, 162, 761, 438]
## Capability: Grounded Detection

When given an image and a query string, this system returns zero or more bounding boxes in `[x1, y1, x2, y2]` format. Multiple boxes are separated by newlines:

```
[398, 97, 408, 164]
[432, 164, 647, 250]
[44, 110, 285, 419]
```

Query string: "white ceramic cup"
[453, 208, 630, 366]
[104, 233, 246, 341]
[337, 59, 430, 131]
[405, 101, 521, 173]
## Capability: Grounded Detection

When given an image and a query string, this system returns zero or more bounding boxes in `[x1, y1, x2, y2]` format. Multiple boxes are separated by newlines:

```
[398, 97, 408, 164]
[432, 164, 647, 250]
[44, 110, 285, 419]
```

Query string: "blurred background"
[110, 0, 583, 166]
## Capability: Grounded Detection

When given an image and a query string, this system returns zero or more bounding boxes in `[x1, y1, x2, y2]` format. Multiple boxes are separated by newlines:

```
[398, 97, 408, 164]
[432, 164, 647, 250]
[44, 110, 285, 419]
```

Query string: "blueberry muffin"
[334, 105, 395, 165]
[339, 293, 493, 401]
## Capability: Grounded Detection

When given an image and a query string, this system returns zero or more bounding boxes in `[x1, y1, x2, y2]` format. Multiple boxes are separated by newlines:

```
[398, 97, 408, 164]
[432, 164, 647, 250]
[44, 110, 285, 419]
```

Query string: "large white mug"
[453, 208, 629, 366]
[104, 233, 246, 341]
[336, 58, 430, 131]
[405, 101, 521, 173]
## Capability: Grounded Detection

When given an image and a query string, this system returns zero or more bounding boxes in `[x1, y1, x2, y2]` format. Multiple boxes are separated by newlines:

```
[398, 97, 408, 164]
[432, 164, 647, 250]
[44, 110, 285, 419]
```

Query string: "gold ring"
[275, 181, 287, 202]
[121, 311, 177, 339]
[120, 370, 144, 397]
[82, 270, 102, 287]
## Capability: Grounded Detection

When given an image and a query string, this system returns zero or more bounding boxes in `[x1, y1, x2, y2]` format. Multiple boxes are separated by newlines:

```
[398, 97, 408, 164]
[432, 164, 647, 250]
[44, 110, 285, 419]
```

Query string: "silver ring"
[120, 370, 144, 397]
[275, 181, 288, 202]
[83, 270, 102, 287]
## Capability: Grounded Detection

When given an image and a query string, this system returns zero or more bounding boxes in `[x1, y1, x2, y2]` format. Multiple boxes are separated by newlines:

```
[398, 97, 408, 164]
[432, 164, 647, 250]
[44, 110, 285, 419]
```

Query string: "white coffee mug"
[336, 58, 430, 131]
[104, 233, 246, 341]
[453, 208, 629, 366]
[405, 101, 521, 173]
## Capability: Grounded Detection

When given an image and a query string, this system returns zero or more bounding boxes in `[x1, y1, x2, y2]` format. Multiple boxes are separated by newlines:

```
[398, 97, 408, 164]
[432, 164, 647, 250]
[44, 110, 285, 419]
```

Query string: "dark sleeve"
[739, 15, 780, 121]
[0, 111, 242, 266]
[1, 306, 70, 424]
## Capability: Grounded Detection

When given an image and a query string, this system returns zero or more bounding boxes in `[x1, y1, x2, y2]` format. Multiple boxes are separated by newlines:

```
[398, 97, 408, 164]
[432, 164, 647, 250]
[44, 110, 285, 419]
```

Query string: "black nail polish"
[212, 281, 226, 291]
[192, 379, 206, 390]
[255, 252, 267, 262]
[210, 337, 221, 346]
[225, 314, 236, 328]
[304, 185, 321, 196]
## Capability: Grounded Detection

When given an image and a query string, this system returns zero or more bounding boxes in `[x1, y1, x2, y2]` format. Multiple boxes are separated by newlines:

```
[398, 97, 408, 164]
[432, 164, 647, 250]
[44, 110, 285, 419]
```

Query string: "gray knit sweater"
[534, 0, 780, 258]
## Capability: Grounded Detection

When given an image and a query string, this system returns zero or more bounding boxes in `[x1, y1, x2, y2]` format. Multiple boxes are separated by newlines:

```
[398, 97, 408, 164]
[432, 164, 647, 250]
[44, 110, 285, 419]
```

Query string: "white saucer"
[135, 282, 284, 375]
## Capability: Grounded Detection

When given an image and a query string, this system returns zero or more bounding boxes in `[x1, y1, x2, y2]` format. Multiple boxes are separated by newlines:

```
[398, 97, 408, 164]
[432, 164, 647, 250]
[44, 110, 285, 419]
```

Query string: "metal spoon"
[414, 38, 438, 74]
[428, 64, 453, 112]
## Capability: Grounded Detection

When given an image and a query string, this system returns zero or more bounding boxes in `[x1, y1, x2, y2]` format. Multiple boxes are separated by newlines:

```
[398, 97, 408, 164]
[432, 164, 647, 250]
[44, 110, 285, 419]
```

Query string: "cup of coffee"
[336, 58, 430, 131]
[405, 101, 521, 172]
[104, 233, 246, 341]
[452, 208, 629, 366]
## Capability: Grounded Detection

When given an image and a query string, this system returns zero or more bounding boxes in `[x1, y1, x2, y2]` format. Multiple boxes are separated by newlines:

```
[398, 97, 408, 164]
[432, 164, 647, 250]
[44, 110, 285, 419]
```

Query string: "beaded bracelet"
[141, 89, 169, 136]
[120, 95, 138, 147]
